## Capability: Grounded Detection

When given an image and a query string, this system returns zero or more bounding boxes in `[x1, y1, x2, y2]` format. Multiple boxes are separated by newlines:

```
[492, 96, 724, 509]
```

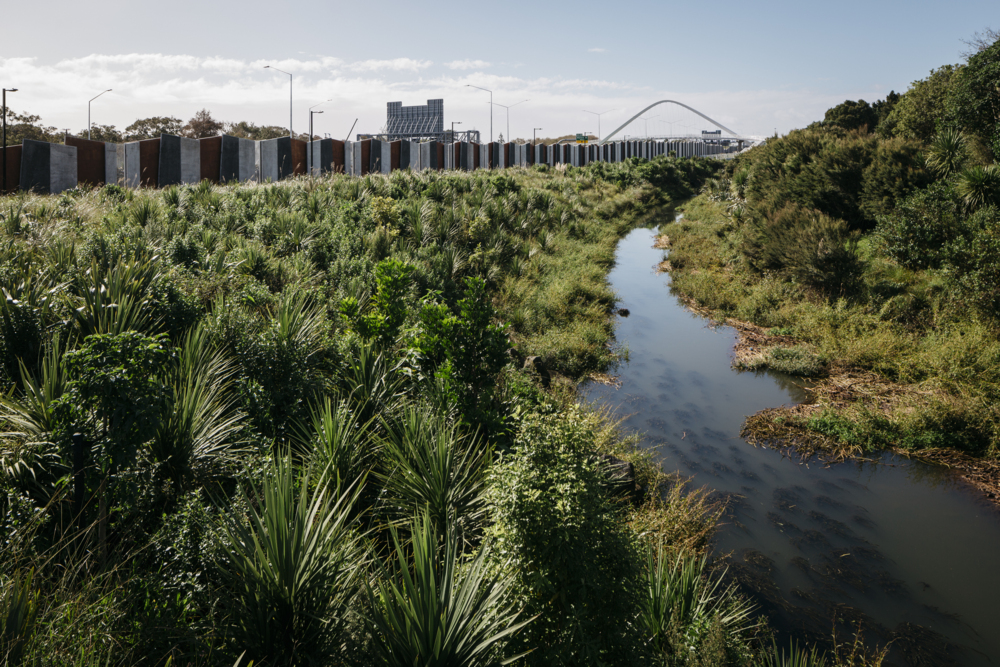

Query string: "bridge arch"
[600, 100, 738, 144]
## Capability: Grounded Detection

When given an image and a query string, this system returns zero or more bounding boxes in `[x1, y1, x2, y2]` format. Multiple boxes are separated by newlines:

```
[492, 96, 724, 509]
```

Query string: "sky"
[1, 0, 994, 142]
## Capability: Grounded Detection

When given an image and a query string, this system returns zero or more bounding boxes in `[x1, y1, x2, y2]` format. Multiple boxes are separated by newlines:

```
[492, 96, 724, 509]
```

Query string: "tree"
[223, 121, 288, 141]
[873, 90, 900, 127]
[883, 66, 959, 143]
[961, 26, 1000, 59]
[76, 124, 124, 143]
[823, 99, 878, 132]
[182, 109, 224, 139]
[0, 107, 61, 145]
[947, 39, 1000, 160]
[124, 116, 183, 141]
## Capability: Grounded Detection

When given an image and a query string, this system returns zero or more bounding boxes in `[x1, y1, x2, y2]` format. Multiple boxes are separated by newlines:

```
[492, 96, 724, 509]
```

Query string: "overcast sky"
[1, 0, 994, 141]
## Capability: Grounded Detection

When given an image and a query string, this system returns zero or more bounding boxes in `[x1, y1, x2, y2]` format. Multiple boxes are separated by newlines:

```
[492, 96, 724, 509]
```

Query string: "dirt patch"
[653, 234, 672, 249]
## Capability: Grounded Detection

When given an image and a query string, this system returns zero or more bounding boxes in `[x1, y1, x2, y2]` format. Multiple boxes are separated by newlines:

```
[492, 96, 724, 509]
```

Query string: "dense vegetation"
[0, 156, 845, 666]
[663, 37, 1000, 462]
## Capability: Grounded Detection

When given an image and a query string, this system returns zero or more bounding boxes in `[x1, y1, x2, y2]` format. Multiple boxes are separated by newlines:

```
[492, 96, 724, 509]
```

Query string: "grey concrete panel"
[399, 141, 411, 170]
[419, 142, 439, 171]
[368, 139, 382, 174]
[460, 142, 472, 171]
[125, 142, 141, 187]
[104, 143, 121, 185]
[344, 142, 355, 176]
[19, 140, 50, 193]
[220, 135, 240, 182]
[257, 139, 278, 181]
[381, 140, 391, 175]
[180, 137, 199, 184]
[158, 134, 182, 187]
[276, 137, 294, 180]
[49, 144, 77, 194]
[238, 138, 255, 181]
[411, 141, 421, 170]
[443, 143, 453, 170]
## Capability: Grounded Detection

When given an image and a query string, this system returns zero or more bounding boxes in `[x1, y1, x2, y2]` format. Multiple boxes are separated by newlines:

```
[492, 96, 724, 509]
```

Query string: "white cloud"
[588, 48, 607, 53]
[346, 58, 432, 73]
[0, 53, 864, 138]
[445, 59, 491, 70]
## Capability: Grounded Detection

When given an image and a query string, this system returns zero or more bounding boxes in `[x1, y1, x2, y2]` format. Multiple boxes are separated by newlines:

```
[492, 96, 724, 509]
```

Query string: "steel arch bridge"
[600, 100, 740, 144]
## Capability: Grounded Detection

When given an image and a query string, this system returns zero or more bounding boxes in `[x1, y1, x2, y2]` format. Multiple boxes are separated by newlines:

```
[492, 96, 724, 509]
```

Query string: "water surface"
[583, 227, 1000, 666]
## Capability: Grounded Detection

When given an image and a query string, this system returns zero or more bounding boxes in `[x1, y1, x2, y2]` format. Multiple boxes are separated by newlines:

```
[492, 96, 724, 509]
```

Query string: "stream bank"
[584, 225, 1000, 666]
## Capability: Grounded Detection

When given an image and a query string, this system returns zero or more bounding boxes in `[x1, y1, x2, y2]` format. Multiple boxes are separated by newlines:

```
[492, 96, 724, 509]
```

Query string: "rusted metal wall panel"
[200, 136, 222, 183]
[291, 139, 306, 176]
[2, 145, 21, 194]
[65, 135, 105, 186]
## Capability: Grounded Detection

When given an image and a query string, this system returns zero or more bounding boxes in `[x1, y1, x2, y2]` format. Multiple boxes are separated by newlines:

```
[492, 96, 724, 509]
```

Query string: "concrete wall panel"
[19, 140, 50, 193]
[381, 140, 392, 174]
[50, 144, 78, 194]
[181, 137, 200, 184]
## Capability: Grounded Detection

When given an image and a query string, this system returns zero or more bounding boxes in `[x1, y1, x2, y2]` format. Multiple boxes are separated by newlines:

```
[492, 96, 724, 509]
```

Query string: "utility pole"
[2, 88, 17, 195]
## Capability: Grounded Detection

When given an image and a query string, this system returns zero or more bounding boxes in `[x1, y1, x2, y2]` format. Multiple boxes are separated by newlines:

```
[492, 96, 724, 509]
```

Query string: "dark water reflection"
[582, 227, 1000, 666]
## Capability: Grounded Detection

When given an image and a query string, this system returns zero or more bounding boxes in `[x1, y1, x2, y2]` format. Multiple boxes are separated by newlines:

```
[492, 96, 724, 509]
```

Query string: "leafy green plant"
[483, 406, 643, 666]
[150, 324, 245, 492]
[924, 127, 968, 179]
[215, 456, 364, 666]
[365, 512, 529, 667]
[379, 406, 486, 538]
[641, 545, 755, 658]
[956, 164, 1000, 211]
[756, 640, 828, 667]
[0, 568, 40, 665]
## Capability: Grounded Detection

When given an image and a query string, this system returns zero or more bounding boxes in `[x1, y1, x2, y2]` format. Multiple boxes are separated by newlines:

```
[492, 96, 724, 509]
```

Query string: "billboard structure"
[358, 99, 481, 144]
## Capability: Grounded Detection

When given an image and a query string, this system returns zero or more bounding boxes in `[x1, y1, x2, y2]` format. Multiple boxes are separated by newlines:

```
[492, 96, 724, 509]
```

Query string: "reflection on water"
[583, 227, 1000, 666]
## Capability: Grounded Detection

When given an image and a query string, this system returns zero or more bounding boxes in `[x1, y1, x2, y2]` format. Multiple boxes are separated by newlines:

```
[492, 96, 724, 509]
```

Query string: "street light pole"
[465, 84, 492, 143]
[88, 89, 112, 140]
[583, 108, 615, 143]
[308, 99, 331, 175]
[533, 127, 542, 144]
[492, 99, 528, 144]
[2, 88, 17, 195]
[451, 121, 462, 142]
[265, 65, 293, 139]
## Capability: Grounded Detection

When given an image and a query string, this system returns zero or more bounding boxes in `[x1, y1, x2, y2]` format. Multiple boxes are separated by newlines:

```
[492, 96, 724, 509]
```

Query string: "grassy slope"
[666, 194, 1000, 474]
[0, 162, 765, 665]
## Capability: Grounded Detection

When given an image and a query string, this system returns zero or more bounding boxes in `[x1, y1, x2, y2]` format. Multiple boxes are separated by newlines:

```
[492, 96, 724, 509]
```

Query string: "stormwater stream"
[582, 226, 1000, 666]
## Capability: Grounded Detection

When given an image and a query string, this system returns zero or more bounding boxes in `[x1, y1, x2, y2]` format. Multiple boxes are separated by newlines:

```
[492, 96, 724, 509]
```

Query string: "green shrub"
[745, 205, 862, 292]
[483, 406, 643, 666]
[946, 206, 1000, 316]
[859, 137, 930, 219]
[215, 456, 364, 666]
[874, 182, 963, 270]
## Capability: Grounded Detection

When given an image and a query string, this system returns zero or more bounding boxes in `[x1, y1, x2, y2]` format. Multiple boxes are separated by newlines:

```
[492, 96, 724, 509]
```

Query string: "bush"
[859, 137, 931, 219]
[483, 406, 644, 666]
[947, 206, 1000, 316]
[745, 205, 862, 292]
[874, 182, 963, 270]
